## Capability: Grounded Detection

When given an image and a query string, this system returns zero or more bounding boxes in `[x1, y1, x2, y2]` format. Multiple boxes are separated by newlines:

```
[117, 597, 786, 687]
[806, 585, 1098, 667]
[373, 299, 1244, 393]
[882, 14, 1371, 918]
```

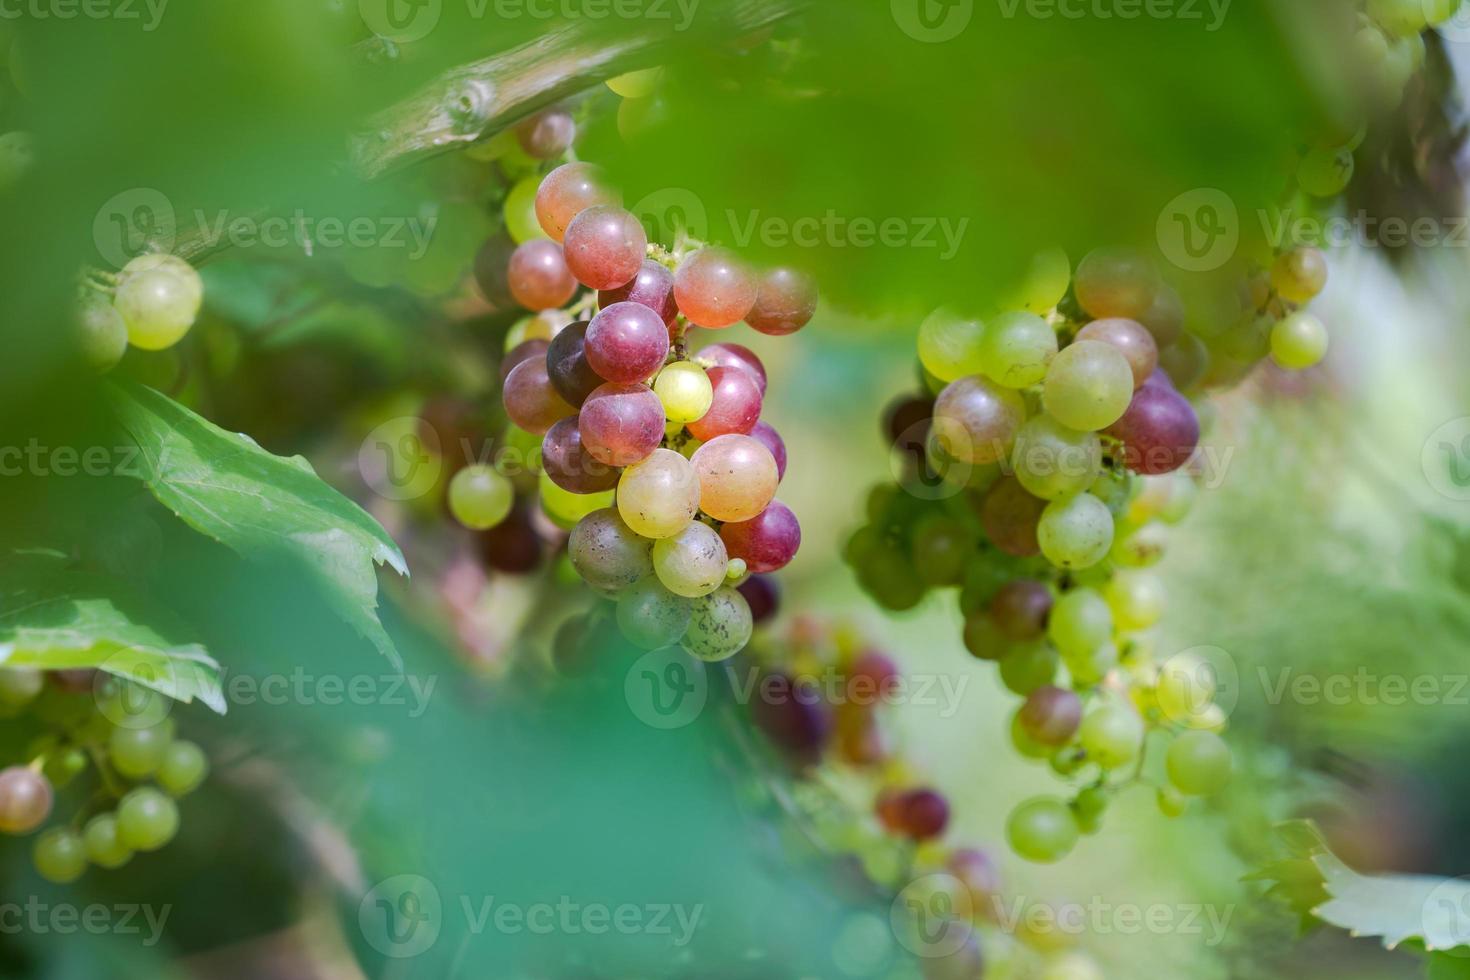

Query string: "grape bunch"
[491, 160, 815, 661]
[78, 252, 206, 373]
[0, 669, 208, 883]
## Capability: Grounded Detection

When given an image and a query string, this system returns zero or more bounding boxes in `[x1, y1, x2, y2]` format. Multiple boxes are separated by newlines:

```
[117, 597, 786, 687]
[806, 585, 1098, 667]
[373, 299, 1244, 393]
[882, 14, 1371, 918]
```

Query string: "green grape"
[82, 814, 133, 869]
[616, 449, 700, 539]
[910, 515, 972, 586]
[1006, 797, 1079, 863]
[448, 464, 515, 530]
[1271, 246, 1328, 305]
[114, 260, 203, 351]
[568, 508, 653, 594]
[1064, 639, 1117, 686]
[1041, 340, 1134, 432]
[116, 788, 179, 851]
[157, 741, 208, 797]
[1425, 0, 1463, 25]
[1156, 652, 1218, 723]
[1078, 704, 1143, 769]
[652, 521, 728, 598]
[1088, 467, 1134, 519]
[78, 300, 129, 373]
[1103, 572, 1164, 631]
[1297, 146, 1354, 198]
[1046, 588, 1112, 659]
[1368, 0, 1430, 34]
[999, 246, 1070, 314]
[1157, 472, 1196, 524]
[1011, 711, 1054, 760]
[1270, 312, 1329, 369]
[607, 67, 662, 97]
[682, 586, 753, 662]
[109, 723, 172, 779]
[1039, 952, 1105, 980]
[1072, 786, 1109, 835]
[1013, 415, 1101, 501]
[917, 308, 986, 382]
[1037, 493, 1114, 570]
[33, 829, 87, 884]
[0, 668, 42, 709]
[999, 644, 1060, 696]
[1109, 520, 1167, 567]
[1156, 787, 1188, 818]
[1166, 731, 1232, 796]
[503, 175, 548, 243]
[980, 311, 1058, 389]
[654, 362, 713, 424]
[43, 748, 87, 789]
[540, 474, 614, 532]
[615, 577, 693, 649]
[1354, 24, 1390, 64]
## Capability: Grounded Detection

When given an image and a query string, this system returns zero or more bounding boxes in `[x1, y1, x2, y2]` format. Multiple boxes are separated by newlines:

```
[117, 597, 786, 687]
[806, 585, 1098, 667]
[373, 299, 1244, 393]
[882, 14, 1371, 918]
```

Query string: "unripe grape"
[1039, 952, 1105, 980]
[1075, 318, 1157, 389]
[998, 643, 1060, 695]
[0, 668, 43, 709]
[1139, 283, 1185, 347]
[1019, 686, 1083, 746]
[1270, 312, 1329, 369]
[1000, 246, 1070, 313]
[1155, 653, 1218, 723]
[1103, 571, 1164, 631]
[1158, 334, 1210, 391]
[600, 258, 678, 327]
[615, 577, 693, 649]
[78, 300, 129, 373]
[1074, 248, 1159, 321]
[563, 206, 647, 291]
[115, 264, 203, 351]
[745, 267, 817, 336]
[1037, 493, 1114, 570]
[1072, 786, 1110, 835]
[33, 828, 86, 883]
[109, 723, 172, 779]
[910, 515, 971, 586]
[682, 586, 753, 661]
[673, 248, 757, 328]
[1367, 0, 1429, 34]
[1167, 730, 1232, 795]
[720, 500, 800, 574]
[1006, 797, 1079, 863]
[116, 788, 179, 851]
[83, 813, 133, 869]
[1042, 340, 1134, 432]
[606, 67, 661, 98]
[980, 478, 1046, 557]
[617, 449, 701, 538]
[691, 434, 779, 523]
[568, 508, 653, 593]
[1078, 704, 1143, 769]
[1012, 415, 1101, 501]
[1047, 588, 1112, 659]
[979, 310, 1057, 389]
[1271, 247, 1328, 304]
[1065, 639, 1118, 686]
[448, 464, 515, 530]
[535, 162, 619, 242]
[1298, 146, 1354, 198]
[502, 175, 547, 243]
[918, 308, 986, 382]
[158, 740, 209, 797]
[1110, 519, 1168, 567]
[515, 108, 576, 159]
[653, 521, 728, 598]
[932, 375, 1026, 465]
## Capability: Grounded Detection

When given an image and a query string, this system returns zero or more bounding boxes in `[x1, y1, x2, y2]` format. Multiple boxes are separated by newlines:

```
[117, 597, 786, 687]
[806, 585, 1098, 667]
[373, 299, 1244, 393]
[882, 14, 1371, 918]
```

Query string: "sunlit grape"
[1078, 703, 1143, 770]
[745, 267, 817, 336]
[1074, 247, 1159, 321]
[673, 248, 757, 328]
[508, 239, 577, 310]
[585, 301, 669, 383]
[653, 521, 728, 598]
[1167, 731, 1232, 795]
[686, 366, 762, 441]
[599, 258, 678, 327]
[539, 474, 614, 531]
[696, 342, 767, 395]
[615, 577, 693, 649]
[1000, 246, 1070, 313]
[617, 448, 701, 538]
[979, 311, 1057, 389]
[721, 500, 801, 574]
[1367, 0, 1429, 34]
[1012, 415, 1101, 501]
[563, 205, 647, 290]
[115, 261, 203, 351]
[1271, 246, 1328, 304]
[932, 375, 1025, 465]
[1065, 640, 1118, 686]
[1270, 312, 1329, 369]
[979, 477, 1046, 557]
[515, 108, 576, 159]
[502, 357, 575, 435]
[917, 308, 986, 382]
[1047, 587, 1112, 659]
[653, 361, 713, 424]
[568, 507, 653, 593]
[1037, 493, 1114, 569]
[1042, 340, 1134, 432]
[1075, 318, 1157, 389]
[535, 162, 620, 242]
[503, 175, 548, 243]
[448, 464, 515, 530]
[606, 67, 662, 98]
[691, 434, 779, 523]
[682, 586, 753, 661]
[1006, 797, 1078, 863]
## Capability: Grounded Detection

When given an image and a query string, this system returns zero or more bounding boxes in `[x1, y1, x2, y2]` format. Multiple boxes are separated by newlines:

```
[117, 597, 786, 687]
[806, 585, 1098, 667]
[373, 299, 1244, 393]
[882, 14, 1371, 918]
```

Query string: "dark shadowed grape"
[542, 416, 620, 493]
[545, 320, 602, 406]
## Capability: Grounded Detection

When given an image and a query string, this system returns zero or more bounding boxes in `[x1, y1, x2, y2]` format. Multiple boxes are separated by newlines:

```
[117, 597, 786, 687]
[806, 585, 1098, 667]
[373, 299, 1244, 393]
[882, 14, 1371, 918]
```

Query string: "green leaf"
[105, 382, 408, 665]
[1429, 951, 1470, 980]
[0, 555, 224, 713]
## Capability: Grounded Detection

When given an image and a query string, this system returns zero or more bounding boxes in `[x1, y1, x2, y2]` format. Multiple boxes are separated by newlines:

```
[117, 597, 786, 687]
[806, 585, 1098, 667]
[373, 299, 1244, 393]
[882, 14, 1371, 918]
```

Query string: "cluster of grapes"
[483, 158, 813, 660]
[78, 253, 206, 373]
[1348, 0, 1461, 110]
[0, 669, 208, 884]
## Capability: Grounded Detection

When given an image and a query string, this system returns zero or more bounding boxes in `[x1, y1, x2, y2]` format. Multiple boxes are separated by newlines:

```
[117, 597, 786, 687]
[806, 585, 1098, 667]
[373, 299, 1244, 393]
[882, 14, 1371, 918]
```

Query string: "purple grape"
[749, 672, 831, 766]
[542, 417, 620, 494]
[578, 382, 665, 466]
[584, 301, 670, 384]
[738, 574, 780, 624]
[697, 342, 767, 395]
[1105, 383, 1200, 475]
[544, 321, 602, 406]
[749, 421, 787, 481]
[599, 259, 678, 328]
[745, 266, 818, 336]
[720, 500, 801, 573]
[895, 788, 950, 841]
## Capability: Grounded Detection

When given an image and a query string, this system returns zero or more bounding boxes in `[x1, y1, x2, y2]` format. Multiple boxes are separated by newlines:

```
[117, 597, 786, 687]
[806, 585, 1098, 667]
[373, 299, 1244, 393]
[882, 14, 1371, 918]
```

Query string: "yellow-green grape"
[917, 308, 987, 382]
[0, 668, 42, 710]
[725, 558, 747, 582]
[157, 741, 208, 797]
[1072, 786, 1109, 835]
[448, 465, 515, 530]
[654, 362, 713, 424]
[617, 448, 700, 539]
[1297, 146, 1354, 198]
[615, 577, 693, 649]
[115, 256, 204, 351]
[1368, 0, 1430, 34]
[999, 643, 1060, 696]
[1354, 24, 1390, 65]
[33, 829, 87, 884]
[1047, 587, 1112, 659]
[1039, 953, 1105, 980]
[497, 138, 539, 179]
[1006, 797, 1079, 863]
[1013, 415, 1101, 501]
[109, 723, 172, 779]
[1157, 786, 1188, 818]
[1109, 520, 1167, 567]
[1078, 703, 1143, 769]
[1155, 653, 1217, 724]
[501, 423, 544, 475]
[1065, 640, 1117, 686]
[540, 474, 614, 532]
[1181, 702, 1229, 733]
[1166, 730, 1232, 796]
[1041, 340, 1133, 432]
[980, 311, 1058, 389]
[652, 521, 728, 598]
[1103, 571, 1164, 631]
[1270, 247, 1328, 305]
[1037, 493, 1114, 570]
[606, 67, 661, 98]
[79, 300, 129, 373]
[503, 175, 548, 244]
[504, 314, 552, 351]
[1000, 246, 1070, 314]
[116, 788, 179, 851]
[682, 586, 753, 662]
[1270, 312, 1329, 369]
[82, 814, 133, 869]
[1425, 0, 1463, 24]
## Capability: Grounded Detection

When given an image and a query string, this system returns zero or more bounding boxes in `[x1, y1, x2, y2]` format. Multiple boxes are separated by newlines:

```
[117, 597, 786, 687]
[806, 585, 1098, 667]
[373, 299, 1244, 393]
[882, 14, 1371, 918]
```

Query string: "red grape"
[599, 258, 678, 328]
[578, 382, 665, 466]
[1018, 685, 1083, 746]
[1105, 383, 1200, 475]
[720, 500, 801, 573]
[535, 162, 619, 242]
[542, 416, 620, 493]
[745, 266, 817, 335]
[673, 247, 757, 328]
[749, 421, 787, 480]
[515, 108, 576, 159]
[697, 342, 767, 395]
[0, 766, 52, 834]
[978, 477, 1045, 558]
[686, 366, 762, 441]
[584, 301, 670, 384]
[988, 580, 1052, 641]
[563, 205, 647, 290]
[508, 239, 577, 311]
[544, 320, 603, 407]
[895, 788, 950, 840]
[501, 339, 549, 382]
[503, 357, 575, 434]
[848, 651, 900, 701]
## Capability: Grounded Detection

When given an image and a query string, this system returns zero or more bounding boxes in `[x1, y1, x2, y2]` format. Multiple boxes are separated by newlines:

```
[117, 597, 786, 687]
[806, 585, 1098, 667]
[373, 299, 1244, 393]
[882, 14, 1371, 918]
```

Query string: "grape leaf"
[105, 382, 408, 665]
[0, 554, 225, 713]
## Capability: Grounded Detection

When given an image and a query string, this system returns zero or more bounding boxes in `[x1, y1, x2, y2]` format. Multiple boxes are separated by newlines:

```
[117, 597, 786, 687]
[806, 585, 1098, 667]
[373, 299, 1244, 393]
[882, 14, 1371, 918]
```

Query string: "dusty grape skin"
[1106, 383, 1200, 475]
[507, 239, 577, 311]
[578, 382, 666, 467]
[599, 259, 678, 327]
[568, 508, 653, 594]
[502, 357, 575, 435]
[696, 342, 767, 395]
[1076, 317, 1159, 389]
[720, 500, 801, 573]
[544, 321, 603, 406]
[686, 366, 762, 441]
[989, 579, 1052, 640]
[542, 417, 620, 493]
[673, 248, 758, 328]
[584, 301, 670, 384]
[515, 108, 576, 159]
[749, 421, 787, 480]
[978, 477, 1046, 558]
[501, 338, 549, 383]
[691, 434, 779, 523]
[933, 375, 1026, 465]
[653, 521, 728, 597]
[682, 586, 753, 661]
[562, 205, 647, 291]
[745, 266, 817, 336]
[534, 162, 619, 242]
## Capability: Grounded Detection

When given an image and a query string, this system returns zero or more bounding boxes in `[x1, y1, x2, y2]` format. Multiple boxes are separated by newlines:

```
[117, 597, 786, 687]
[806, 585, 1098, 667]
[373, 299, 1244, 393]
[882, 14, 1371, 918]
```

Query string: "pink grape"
[691, 434, 778, 522]
[745, 267, 817, 336]
[1019, 685, 1083, 746]
[584, 301, 670, 383]
[673, 247, 757, 328]
[500, 338, 548, 382]
[697, 342, 767, 395]
[599, 259, 678, 328]
[535, 162, 619, 242]
[508, 239, 577, 311]
[686, 366, 762, 441]
[1074, 247, 1159, 320]
[503, 357, 575, 434]
[544, 321, 602, 406]
[989, 579, 1052, 640]
[542, 416, 620, 493]
[578, 382, 665, 466]
[749, 421, 787, 480]
[563, 205, 647, 290]
[515, 108, 576, 159]
[0, 766, 52, 834]
[1076, 318, 1159, 389]
[979, 478, 1046, 558]
[933, 375, 1026, 465]
[720, 500, 800, 573]
[1105, 383, 1200, 475]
